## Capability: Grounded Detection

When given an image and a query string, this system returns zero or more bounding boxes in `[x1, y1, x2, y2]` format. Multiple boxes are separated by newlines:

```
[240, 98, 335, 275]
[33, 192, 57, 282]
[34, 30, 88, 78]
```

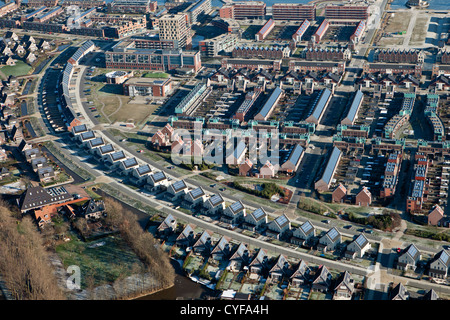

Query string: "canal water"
[136, 259, 218, 300]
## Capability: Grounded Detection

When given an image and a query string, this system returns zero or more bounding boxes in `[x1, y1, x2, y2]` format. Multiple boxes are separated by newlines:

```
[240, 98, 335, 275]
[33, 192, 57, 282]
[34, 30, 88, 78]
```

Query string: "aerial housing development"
[0, 0, 450, 305]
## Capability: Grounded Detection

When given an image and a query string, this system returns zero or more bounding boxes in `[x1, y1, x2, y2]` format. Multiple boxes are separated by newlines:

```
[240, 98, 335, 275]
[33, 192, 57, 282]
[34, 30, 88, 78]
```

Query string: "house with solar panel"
[157, 214, 177, 237]
[428, 249, 450, 279]
[249, 248, 269, 275]
[147, 171, 169, 191]
[318, 227, 342, 253]
[280, 144, 304, 174]
[268, 254, 291, 283]
[184, 187, 207, 208]
[87, 137, 106, 154]
[105, 150, 126, 169]
[222, 200, 246, 225]
[227, 243, 250, 272]
[290, 260, 311, 287]
[210, 236, 231, 261]
[291, 220, 316, 246]
[119, 157, 140, 175]
[71, 124, 88, 138]
[176, 224, 196, 248]
[397, 244, 421, 271]
[345, 233, 371, 259]
[267, 214, 291, 239]
[192, 230, 214, 255]
[204, 193, 225, 215]
[311, 265, 332, 292]
[243, 207, 268, 231]
[166, 179, 188, 200]
[333, 271, 354, 300]
[315, 146, 342, 192]
[95, 144, 115, 162]
[78, 130, 96, 147]
[131, 164, 152, 186]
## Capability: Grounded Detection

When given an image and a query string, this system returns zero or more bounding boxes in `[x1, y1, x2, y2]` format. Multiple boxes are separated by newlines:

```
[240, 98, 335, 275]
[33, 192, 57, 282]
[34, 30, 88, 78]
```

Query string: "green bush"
[232, 181, 285, 199]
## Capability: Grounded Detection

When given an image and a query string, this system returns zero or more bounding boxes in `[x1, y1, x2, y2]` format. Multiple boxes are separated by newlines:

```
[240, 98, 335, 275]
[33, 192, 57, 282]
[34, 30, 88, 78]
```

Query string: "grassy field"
[142, 72, 169, 78]
[55, 234, 144, 289]
[1, 60, 32, 77]
[88, 69, 161, 126]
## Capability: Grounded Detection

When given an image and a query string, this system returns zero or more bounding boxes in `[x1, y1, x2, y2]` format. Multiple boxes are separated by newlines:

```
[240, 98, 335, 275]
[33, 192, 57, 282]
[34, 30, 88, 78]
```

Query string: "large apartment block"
[374, 49, 424, 64]
[158, 14, 192, 48]
[184, 0, 211, 24]
[105, 41, 201, 72]
[219, 1, 266, 20]
[272, 4, 316, 21]
[324, 5, 369, 20]
[108, 0, 157, 14]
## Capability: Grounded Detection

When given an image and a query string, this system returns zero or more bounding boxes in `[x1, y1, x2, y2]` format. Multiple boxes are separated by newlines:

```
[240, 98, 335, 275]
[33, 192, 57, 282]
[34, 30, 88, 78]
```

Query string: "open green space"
[55, 234, 144, 289]
[1, 60, 32, 77]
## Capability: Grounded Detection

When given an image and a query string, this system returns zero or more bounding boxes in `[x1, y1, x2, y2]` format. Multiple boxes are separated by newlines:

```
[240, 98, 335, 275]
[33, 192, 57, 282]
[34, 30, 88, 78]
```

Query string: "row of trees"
[347, 211, 402, 231]
[103, 198, 175, 290]
[0, 200, 66, 300]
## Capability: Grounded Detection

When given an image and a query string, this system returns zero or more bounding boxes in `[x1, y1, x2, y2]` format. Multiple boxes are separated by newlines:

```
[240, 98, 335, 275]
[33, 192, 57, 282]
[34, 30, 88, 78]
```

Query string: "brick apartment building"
[302, 47, 351, 61]
[373, 49, 424, 64]
[105, 44, 202, 72]
[232, 45, 290, 59]
[324, 5, 369, 20]
[219, 1, 266, 20]
[108, 0, 157, 14]
[221, 58, 281, 71]
[272, 4, 316, 21]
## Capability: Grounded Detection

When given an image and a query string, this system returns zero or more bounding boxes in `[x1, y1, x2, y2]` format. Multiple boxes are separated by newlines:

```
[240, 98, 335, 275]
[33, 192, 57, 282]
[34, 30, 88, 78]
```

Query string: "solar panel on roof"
[276, 215, 288, 227]
[183, 224, 193, 236]
[355, 234, 367, 247]
[137, 164, 151, 175]
[190, 187, 204, 198]
[210, 194, 223, 206]
[441, 251, 449, 264]
[230, 201, 243, 213]
[301, 221, 313, 233]
[407, 244, 418, 258]
[172, 180, 186, 191]
[124, 157, 138, 167]
[327, 228, 339, 240]
[152, 171, 166, 182]
[101, 144, 114, 153]
[252, 208, 266, 220]
[111, 151, 125, 160]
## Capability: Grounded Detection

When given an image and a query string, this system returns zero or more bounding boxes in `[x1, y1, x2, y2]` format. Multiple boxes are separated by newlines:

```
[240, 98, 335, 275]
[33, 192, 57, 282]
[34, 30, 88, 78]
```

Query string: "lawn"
[1, 60, 32, 77]
[55, 234, 145, 289]
[142, 72, 169, 78]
